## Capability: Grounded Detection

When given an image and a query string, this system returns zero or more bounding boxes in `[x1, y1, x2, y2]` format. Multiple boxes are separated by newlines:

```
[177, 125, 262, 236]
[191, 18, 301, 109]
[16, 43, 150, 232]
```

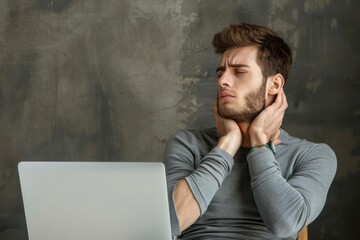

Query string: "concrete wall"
[0, 0, 359, 239]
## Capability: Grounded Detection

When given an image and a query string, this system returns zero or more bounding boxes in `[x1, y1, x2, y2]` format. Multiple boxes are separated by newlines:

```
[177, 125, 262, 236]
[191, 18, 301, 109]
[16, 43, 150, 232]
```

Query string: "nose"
[217, 70, 232, 89]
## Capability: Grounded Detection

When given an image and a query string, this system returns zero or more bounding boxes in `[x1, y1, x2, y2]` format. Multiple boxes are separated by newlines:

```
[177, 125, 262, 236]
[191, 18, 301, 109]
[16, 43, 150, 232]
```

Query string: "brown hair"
[212, 23, 293, 82]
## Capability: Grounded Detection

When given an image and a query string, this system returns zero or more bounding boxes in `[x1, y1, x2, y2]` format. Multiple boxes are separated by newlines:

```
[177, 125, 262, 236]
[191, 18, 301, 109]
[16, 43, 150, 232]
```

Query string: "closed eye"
[216, 70, 224, 78]
[234, 70, 247, 75]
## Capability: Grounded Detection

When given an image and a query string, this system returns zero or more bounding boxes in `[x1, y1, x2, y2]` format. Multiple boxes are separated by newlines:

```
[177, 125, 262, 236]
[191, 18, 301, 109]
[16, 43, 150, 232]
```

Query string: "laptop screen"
[18, 161, 172, 240]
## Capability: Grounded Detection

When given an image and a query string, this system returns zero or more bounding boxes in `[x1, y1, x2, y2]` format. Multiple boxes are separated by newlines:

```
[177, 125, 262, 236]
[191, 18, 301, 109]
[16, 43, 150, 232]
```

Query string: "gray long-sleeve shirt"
[163, 128, 337, 240]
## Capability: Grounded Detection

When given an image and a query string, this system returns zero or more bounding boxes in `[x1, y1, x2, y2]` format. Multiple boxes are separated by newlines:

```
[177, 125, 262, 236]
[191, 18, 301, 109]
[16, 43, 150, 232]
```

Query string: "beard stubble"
[218, 81, 266, 123]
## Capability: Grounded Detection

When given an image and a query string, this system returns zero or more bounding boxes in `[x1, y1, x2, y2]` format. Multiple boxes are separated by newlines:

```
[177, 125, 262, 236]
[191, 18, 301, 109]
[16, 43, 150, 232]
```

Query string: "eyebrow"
[216, 64, 250, 73]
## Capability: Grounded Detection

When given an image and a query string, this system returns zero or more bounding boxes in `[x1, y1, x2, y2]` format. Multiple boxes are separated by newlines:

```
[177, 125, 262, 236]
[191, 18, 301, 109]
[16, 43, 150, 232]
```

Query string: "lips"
[218, 91, 236, 99]
[219, 92, 235, 97]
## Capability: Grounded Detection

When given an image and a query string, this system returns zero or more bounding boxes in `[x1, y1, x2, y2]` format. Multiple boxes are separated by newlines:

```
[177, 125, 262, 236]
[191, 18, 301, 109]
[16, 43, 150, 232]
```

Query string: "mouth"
[218, 91, 236, 100]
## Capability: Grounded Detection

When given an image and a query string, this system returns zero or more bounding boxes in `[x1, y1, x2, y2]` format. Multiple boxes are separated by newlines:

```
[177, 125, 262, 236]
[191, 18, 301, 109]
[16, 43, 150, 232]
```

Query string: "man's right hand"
[213, 100, 242, 156]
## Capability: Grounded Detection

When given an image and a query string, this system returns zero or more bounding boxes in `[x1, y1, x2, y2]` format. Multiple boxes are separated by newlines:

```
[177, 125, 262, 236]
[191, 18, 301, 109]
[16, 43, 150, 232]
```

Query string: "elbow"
[264, 200, 310, 238]
[266, 219, 301, 238]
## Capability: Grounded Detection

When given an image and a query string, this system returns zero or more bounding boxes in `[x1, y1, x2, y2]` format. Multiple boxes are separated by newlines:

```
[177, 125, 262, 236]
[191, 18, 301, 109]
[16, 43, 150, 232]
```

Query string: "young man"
[163, 24, 337, 240]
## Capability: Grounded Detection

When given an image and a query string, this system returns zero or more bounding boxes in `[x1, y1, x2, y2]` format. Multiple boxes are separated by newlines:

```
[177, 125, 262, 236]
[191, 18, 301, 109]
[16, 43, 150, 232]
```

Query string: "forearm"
[164, 130, 235, 236]
[172, 179, 200, 232]
[248, 149, 307, 236]
[172, 147, 233, 233]
[184, 147, 234, 215]
[247, 146, 336, 237]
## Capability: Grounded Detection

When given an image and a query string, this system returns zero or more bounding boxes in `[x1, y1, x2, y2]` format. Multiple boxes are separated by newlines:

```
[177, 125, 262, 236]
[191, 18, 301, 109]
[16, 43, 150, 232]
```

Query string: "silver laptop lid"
[18, 161, 172, 240]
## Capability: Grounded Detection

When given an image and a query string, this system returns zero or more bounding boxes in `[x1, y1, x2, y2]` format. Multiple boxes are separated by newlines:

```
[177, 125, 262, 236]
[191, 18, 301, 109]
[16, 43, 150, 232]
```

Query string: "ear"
[267, 73, 285, 95]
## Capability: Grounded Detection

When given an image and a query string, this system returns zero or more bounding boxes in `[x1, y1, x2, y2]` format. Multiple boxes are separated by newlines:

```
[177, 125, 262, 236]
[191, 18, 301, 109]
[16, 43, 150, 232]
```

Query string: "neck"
[237, 122, 281, 148]
[237, 122, 252, 147]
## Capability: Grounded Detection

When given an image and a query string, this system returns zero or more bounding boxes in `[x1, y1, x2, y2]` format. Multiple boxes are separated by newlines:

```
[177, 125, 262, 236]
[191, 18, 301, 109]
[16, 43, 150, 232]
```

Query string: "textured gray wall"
[0, 0, 359, 239]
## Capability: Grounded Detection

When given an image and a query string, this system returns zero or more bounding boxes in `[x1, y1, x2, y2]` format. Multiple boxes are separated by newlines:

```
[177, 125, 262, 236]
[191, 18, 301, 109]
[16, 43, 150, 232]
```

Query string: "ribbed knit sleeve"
[185, 147, 234, 214]
[247, 144, 337, 238]
[163, 130, 234, 237]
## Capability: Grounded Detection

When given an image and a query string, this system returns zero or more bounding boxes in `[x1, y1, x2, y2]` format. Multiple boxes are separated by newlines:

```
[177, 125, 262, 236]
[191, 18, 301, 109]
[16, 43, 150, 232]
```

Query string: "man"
[163, 23, 337, 240]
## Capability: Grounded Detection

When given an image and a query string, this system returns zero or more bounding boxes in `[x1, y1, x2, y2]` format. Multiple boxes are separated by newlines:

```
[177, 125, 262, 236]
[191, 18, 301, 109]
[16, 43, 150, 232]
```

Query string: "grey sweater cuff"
[185, 147, 234, 215]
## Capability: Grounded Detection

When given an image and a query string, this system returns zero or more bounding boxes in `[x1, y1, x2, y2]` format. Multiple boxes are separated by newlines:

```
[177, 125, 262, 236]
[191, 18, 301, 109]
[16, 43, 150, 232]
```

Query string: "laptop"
[18, 161, 172, 240]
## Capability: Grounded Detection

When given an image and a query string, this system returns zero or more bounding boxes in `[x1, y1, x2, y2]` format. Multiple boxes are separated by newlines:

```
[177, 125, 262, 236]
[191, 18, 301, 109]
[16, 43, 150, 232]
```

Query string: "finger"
[275, 88, 284, 109]
[266, 89, 283, 112]
[281, 90, 288, 110]
[273, 92, 287, 115]
[273, 89, 287, 113]
[275, 87, 283, 102]
[270, 104, 286, 122]
[264, 102, 286, 127]
[265, 117, 284, 140]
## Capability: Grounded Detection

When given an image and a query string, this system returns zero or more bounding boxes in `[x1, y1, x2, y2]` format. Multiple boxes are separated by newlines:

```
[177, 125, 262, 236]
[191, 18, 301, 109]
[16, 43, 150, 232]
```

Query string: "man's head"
[213, 23, 292, 123]
[212, 23, 293, 82]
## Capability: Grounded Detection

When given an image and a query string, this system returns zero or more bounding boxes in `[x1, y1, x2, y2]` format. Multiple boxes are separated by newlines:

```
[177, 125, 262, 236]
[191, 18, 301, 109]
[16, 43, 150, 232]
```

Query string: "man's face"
[216, 45, 266, 123]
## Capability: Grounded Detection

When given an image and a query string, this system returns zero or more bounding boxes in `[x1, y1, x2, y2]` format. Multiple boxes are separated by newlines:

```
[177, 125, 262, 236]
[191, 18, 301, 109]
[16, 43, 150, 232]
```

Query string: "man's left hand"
[249, 88, 288, 146]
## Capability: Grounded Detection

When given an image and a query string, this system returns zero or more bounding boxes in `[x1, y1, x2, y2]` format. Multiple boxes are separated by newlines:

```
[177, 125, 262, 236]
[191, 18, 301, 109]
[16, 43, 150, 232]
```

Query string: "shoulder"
[168, 127, 219, 146]
[279, 129, 337, 167]
[163, 128, 219, 170]
[165, 128, 219, 159]
[280, 129, 335, 154]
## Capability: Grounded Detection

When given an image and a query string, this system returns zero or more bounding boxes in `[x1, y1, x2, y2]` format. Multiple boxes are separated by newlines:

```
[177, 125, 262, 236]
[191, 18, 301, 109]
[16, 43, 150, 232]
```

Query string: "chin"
[218, 107, 262, 123]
